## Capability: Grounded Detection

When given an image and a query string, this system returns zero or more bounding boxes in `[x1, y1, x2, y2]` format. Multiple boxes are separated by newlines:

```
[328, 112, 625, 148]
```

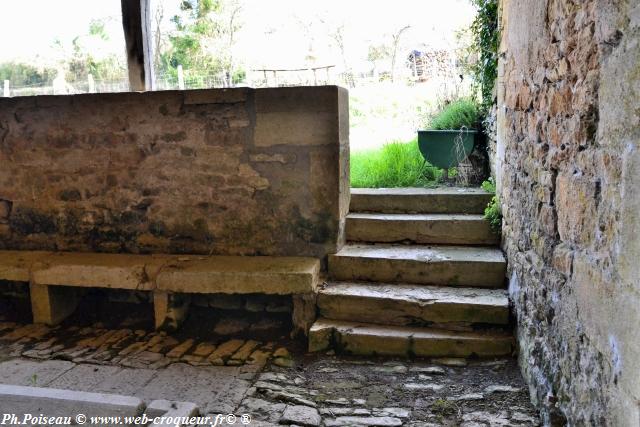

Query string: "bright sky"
[0, 0, 475, 69]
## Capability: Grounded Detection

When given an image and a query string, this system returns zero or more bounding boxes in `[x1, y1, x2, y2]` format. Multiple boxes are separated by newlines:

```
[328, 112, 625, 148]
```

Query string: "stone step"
[309, 318, 514, 357]
[318, 282, 509, 328]
[350, 188, 493, 214]
[345, 213, 499, 245]
[328, 244, 506, 288]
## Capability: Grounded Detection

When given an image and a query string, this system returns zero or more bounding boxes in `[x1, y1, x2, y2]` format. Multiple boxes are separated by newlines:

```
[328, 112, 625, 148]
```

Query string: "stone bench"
[0, 250, 320, 334]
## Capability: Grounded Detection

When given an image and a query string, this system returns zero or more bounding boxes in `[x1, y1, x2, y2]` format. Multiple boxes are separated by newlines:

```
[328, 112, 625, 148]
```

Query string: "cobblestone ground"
[0, 294, 541, 426]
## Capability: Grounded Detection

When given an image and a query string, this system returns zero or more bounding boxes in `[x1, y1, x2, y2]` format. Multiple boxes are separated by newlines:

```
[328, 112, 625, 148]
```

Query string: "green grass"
[350, 139, 443, 188]
[429, 98, 480, 130]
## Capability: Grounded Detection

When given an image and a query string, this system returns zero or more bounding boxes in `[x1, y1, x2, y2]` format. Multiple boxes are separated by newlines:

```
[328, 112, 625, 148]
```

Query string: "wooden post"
[3, 80, 9, 97]
[121, 0, 154, 91]
[88, 74, 96, 93]
[177, 65, 185, 90]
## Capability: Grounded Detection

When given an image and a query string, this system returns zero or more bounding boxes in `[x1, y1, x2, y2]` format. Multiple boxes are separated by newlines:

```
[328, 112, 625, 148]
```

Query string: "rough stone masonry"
[497, 0, 640, 425]
[0, 86, 349, 260]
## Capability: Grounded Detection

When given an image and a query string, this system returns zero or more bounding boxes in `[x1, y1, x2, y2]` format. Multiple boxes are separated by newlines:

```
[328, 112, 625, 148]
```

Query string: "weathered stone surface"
[292, 293, 317, 336]
[308, 318, 513, 357]
[207, 339, 245, 365]
[499, 0, 640, 424]
[30, 252, 169, 290]
[138, 363, 250, 408]
[324, 416, 402, 427]
[308, 321, 334, 353]
[156, 256, 320, 295]
[0, 87, 348, 259]
[346, 213, 498, 245]
[239, 397, 286, 423]
[0, 360, 75, 386]
[280, 405, 321, 427]
[0, 250, 46, 282]
[230, 340, 260, 363]
[30, 283, 80, 326]
[183, 88, 248, 105]
[166, 339, 194, 359]
[318, 282, 509, 327]
[214, 318, 250, 336]
[349, 188, 492, 214]
[153, 291, 190, 331]
[329, 244, 506, 287]
[0, 384, 145, 420]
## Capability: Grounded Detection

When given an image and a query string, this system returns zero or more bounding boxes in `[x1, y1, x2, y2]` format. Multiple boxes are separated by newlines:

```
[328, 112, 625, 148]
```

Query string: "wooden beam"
[121, 0, 154, 91]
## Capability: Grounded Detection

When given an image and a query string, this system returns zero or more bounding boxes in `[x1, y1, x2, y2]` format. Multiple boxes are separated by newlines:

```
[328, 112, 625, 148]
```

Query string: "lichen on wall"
[499, 0, 640, 424]
[0, 87, 350, 260]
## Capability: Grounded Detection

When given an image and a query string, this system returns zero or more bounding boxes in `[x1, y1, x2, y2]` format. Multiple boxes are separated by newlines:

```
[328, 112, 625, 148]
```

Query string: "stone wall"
[499, 0, 639, 424]
[0, 86, 349, 260]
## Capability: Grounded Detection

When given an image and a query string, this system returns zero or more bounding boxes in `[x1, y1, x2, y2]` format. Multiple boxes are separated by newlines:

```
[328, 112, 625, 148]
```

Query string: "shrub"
[481, 179, 502, 233]
[429, 99, 480, 130]
[351, 139, 441, 188]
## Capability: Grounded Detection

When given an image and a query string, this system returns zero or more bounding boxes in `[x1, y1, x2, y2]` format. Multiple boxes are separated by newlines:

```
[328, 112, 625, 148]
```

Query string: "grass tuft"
[350, 139, 442, 188]
[429, 98, 480, 130]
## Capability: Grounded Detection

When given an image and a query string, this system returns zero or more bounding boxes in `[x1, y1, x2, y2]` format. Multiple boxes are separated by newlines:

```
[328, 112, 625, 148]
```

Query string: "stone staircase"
[309, 187, 514, 358]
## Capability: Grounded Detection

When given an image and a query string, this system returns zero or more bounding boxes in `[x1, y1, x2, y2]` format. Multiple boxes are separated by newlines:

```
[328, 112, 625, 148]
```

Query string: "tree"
[318, 19, 355, 88]
[159, 0, 245, 86]
[46, 18, 126, 87]
[389, 25, 411, 82]
[0, 63, 55, 87]
[367, 44, 390, 78]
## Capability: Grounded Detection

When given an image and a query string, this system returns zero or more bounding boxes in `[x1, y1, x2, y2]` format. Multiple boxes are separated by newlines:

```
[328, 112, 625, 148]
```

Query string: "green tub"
[417, 129, 478, 169]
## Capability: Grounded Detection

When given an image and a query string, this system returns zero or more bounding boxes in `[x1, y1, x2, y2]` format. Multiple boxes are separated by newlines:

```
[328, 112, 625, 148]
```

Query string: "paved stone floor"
[0, 294, 541, 426]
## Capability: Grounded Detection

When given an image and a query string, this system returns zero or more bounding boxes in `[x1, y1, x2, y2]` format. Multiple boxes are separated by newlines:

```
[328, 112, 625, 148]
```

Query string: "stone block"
[0, 250, 47, 282]
[31, 252, 171, 290]
[309, 318, 513, 358]
[155, 256, 320, 295]
[183, 88, 248, 105]
[253, 111, 335, 147]
[292, 293, 317, 337]
[280, 405, 321, 427]
[30, 283, 80, 326]
[154, 291, 191, 331]
[329, 244, 506, 288]
[146, 399, 199, 427]
[346, 213, 499, 245]
[0, 384, 144, 420]
[317, 282, 509, 327]
[349, 188, 493, 214]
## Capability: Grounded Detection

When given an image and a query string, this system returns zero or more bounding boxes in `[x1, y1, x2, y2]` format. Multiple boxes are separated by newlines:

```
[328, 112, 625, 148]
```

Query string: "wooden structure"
[120, 0, 154, 90]
[252, 65, 335, 87]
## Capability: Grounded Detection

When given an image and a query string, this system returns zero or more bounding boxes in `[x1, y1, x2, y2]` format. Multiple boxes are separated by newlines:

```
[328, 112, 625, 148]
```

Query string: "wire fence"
[2, 60, 462, 97]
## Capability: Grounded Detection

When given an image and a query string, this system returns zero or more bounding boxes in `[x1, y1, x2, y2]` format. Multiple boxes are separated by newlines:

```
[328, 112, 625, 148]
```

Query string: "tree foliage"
[159, 0, 244, 84]
[0, 63, 55, 87]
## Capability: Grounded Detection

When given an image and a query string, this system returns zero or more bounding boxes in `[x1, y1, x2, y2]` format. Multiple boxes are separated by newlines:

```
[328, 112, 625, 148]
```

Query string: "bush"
[351, 140, 442, 188]
[429, 99, 480, 130]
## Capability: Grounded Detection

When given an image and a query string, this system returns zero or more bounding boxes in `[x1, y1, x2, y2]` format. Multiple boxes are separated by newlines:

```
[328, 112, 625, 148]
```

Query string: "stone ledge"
[156, 255, 320, 295]
[0, 250, 320, 329]
[0, 250, 320, 295]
